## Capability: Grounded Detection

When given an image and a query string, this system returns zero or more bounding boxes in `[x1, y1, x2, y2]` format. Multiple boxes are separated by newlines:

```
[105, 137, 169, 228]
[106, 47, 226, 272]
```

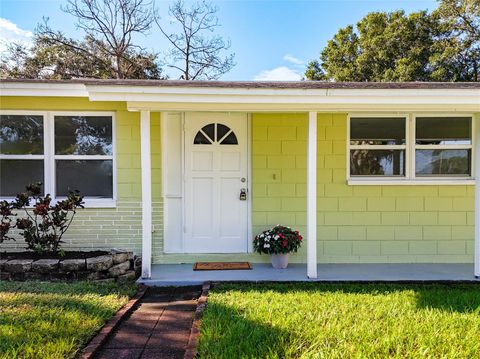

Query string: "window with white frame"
[0, 112, 115, 204]
[349, 117, 407, 177]
[415, 116, 472, 177]
[348, 114, 473, 181]
[0, 114, 45, 196]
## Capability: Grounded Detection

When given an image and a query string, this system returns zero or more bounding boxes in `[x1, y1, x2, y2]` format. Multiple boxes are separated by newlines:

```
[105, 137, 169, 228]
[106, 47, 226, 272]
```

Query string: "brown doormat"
[193, 262, 252, 271]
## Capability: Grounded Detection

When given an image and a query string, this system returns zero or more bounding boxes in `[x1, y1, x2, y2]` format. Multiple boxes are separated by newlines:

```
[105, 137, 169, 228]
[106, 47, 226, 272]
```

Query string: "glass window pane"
[56, 160, 113, 198]
[0, 115, 44, 154]
[194, 131, 211, 144]
[0, 160, 44, 196]
[216, 123, 231, 141]
[350, 117, 405, 145]
[416, 149, 471, 176]
[350, 150, 405, 176]
[220, 132, 238, 145]
[201, 124, 215, 142]
[55, 116, 112, 155]
[416, 117, 471, 145]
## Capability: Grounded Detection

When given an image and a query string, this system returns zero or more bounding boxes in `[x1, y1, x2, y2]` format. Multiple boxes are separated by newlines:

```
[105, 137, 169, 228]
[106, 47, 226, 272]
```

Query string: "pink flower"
[282, 240, 287, 247]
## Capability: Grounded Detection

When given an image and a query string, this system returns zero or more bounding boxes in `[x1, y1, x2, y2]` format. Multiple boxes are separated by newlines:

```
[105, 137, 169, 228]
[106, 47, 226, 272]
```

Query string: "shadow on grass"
[198, 301, 286, 358]
[0, 281, 137, 358]
[0, 280, 137, 297]
[211, 281, 480, 313]
[197, 282, 480, 358]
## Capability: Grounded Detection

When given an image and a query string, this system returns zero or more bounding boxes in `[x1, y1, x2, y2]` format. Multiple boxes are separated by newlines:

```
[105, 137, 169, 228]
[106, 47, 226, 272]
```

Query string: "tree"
[305, 0, 480, 82]
[306, 10, 436, 82]
[1, 33, 163, 79]
[156, 0, 235, 80]
[430, 0, 480, 81]
[304, 60, 326, 81]
[1, 0, 164, 79]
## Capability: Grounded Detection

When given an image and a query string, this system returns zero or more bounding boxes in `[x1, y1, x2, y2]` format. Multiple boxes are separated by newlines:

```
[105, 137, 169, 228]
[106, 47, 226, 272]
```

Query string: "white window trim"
[0, 110, 117, 207]
[347, 112, 476, 185]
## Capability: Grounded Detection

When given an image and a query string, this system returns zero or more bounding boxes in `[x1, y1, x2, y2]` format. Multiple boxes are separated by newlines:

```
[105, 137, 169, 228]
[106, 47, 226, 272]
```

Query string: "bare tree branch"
[60, 0, 157, 78]
[156, 0, 235, 80]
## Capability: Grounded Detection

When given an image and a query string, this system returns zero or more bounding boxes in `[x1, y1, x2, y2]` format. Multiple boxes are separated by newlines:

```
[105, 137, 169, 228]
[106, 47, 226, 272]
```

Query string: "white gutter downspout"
[140, 110, 152, 279]
[307, 111, 318, 278]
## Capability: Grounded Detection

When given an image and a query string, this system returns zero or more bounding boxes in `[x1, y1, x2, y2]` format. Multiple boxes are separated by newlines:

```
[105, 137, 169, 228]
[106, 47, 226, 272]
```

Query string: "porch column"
[141, 110, 152, 279]
[307, 111, 317, 278]
[475, 114, 480, 278]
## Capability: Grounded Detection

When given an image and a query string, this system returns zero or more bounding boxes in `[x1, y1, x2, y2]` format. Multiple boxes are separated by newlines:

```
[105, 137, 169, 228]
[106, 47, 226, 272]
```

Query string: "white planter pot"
[271, 253, 289, 269]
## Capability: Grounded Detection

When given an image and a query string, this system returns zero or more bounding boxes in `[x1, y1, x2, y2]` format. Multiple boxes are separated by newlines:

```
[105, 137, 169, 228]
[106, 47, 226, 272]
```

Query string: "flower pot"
[271, 253, 289, 269]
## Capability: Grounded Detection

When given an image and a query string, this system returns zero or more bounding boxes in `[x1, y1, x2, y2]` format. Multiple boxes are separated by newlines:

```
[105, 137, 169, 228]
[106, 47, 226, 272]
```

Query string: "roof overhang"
[1, 80, 479, 112]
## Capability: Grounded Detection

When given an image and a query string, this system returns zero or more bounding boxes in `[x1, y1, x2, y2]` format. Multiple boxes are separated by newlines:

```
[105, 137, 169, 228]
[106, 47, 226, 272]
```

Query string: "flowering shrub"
[0, 183, 84, 254]
[253, 225, 302, 255]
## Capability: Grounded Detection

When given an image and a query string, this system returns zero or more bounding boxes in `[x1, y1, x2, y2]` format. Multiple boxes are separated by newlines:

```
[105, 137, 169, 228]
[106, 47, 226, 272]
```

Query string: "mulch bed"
[1, 250, 109, 260]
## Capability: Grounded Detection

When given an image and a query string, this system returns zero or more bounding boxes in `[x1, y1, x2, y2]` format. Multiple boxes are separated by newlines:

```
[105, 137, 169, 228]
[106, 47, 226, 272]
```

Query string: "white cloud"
[253, 66, 302, 81]
[283, 54, 304, 66]
[0, 18, 33, 53]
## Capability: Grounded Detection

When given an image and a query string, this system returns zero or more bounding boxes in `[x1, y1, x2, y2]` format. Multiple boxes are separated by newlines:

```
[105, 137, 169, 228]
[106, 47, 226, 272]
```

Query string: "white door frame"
[171, 111, 252, 254]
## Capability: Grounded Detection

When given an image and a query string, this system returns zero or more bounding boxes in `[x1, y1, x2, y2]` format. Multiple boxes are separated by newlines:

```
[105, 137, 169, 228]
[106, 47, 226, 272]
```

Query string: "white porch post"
[140, 110, 152, 279]
[475, 115, 480, 278]
[307, 111, 318, 278]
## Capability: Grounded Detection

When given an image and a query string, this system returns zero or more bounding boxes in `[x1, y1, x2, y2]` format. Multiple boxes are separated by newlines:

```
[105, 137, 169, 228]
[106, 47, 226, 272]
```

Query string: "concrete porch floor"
[138, 263, 479, 286]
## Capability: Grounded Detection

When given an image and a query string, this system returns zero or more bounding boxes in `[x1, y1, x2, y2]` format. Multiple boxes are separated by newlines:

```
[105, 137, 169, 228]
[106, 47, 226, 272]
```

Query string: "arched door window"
[193, 123, 238, 145]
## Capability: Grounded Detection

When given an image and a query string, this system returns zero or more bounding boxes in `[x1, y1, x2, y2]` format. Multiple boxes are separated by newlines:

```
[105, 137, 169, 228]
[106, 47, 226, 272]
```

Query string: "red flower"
[33, 204, 48, 216]
[298, 235, 302, 241]
[282, 240, 287, 247]
[279, 233, 285, 238]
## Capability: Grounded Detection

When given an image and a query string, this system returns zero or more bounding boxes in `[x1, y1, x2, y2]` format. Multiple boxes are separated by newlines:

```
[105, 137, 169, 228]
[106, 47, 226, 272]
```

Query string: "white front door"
[184, 113, 248, 253]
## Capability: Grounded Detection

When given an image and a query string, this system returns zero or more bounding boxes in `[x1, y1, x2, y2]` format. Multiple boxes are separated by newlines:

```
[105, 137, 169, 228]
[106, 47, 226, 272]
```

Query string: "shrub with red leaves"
[0, 183, 84, 254]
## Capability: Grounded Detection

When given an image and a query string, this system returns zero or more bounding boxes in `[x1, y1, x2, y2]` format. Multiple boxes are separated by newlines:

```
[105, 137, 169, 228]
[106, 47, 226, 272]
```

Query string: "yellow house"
[1, 79, 480, 282]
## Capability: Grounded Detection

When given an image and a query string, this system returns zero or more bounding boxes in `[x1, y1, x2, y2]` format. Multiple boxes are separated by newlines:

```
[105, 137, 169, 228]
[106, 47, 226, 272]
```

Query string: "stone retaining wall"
[0, 249, 141, 283]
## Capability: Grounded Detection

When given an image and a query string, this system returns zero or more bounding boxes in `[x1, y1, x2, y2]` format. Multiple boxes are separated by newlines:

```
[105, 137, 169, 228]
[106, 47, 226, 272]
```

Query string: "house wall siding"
[0, 97, 474, 264]
[251, 112, 474, 263]
[0, 97, 163, 257]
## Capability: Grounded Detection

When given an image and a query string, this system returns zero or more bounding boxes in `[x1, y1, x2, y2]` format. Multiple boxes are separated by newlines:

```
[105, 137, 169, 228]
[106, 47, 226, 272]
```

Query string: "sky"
[0, 0, 440, 81]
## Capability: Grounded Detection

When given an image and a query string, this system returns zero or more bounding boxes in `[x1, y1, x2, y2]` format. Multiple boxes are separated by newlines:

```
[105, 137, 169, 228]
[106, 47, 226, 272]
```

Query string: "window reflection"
[55, 116, 113, 155]
[350, 150, 405, 176]
[0, 115, 44, 154]
[416, 149, 470, 176]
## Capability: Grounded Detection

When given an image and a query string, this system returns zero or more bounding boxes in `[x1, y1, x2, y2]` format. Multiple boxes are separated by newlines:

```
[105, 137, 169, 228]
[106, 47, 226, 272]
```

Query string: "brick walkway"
[95, 286, 202, 359]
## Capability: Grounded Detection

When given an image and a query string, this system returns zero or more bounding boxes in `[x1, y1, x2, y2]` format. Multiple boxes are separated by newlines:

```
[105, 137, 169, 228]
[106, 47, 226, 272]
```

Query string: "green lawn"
[0, 281, 137, 359]
[199, 282, 480, 359]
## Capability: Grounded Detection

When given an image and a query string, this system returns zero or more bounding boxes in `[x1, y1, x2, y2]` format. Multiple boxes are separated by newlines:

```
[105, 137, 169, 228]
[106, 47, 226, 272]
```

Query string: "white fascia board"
[86, 85, 479, 98]
[86, 86, 480, 112]
[97, 92, 480, 104]
[125, 101, 480, 113]
[86, 84, 329, 96]
[0, 82, 88, 97]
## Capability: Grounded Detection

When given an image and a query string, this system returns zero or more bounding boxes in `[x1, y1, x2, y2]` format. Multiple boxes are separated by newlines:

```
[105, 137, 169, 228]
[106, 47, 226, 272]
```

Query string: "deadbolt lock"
[239, 188, 247, 201]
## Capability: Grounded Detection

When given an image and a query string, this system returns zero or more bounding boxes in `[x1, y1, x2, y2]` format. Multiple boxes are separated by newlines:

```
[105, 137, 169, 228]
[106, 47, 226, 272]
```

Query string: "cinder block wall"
[252, 113, 309, 263]
[251, 112, 474, 263]
[0, 97, 163, 256]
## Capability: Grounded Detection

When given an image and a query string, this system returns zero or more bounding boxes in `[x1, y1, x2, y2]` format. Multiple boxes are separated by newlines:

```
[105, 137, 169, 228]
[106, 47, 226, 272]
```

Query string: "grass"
[0, 280, 137, 359]
[198, 282, 480, 359]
